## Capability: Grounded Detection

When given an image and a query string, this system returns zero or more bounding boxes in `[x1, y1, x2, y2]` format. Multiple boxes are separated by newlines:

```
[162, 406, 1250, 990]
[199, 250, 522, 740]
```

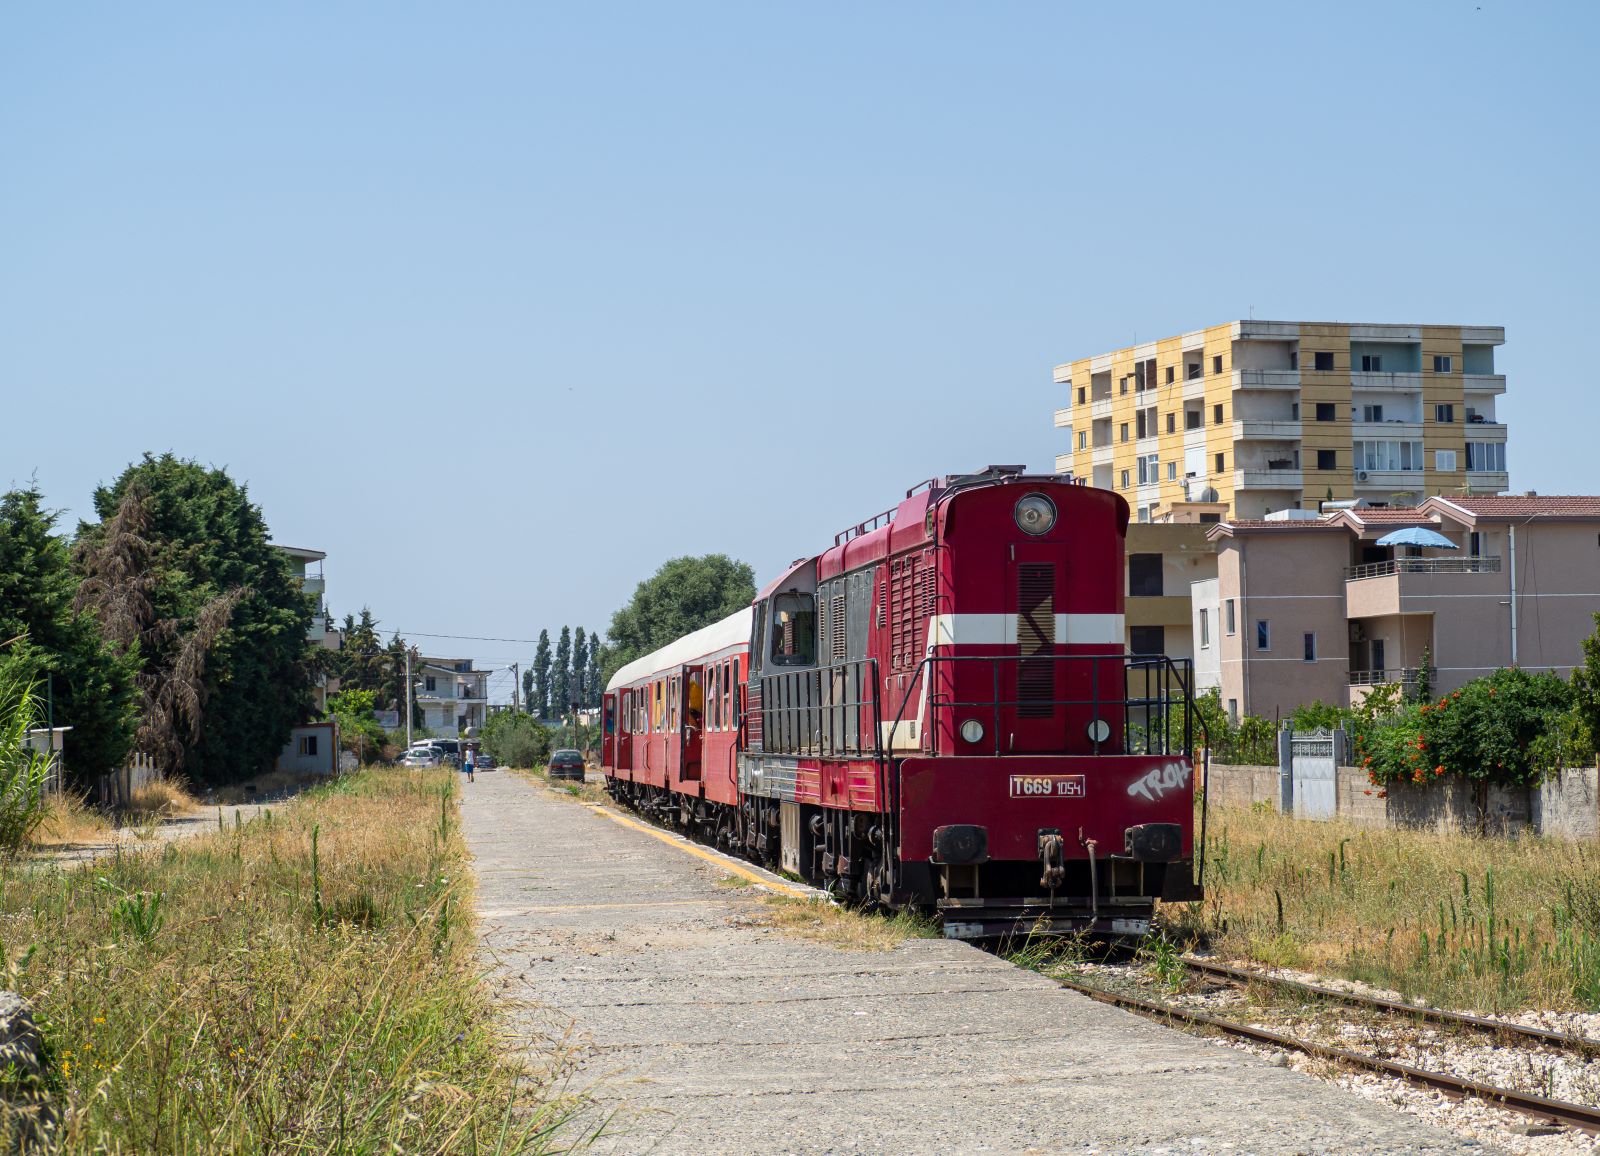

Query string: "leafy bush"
[0, 647, 54, 854]
[480, 711, 551, 768]
[326, 689, 386, 759]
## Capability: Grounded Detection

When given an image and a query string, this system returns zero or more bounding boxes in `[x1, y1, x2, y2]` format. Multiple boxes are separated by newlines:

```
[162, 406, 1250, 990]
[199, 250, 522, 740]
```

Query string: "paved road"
[462, 770, 1483, 1155]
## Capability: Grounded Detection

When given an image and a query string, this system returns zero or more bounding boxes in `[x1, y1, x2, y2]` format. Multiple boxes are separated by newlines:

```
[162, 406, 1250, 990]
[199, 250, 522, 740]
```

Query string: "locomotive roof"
[605, 605, 753, 692]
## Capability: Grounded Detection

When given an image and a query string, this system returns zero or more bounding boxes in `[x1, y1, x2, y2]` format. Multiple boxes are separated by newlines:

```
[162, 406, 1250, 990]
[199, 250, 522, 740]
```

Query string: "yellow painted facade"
[1053, 321, 1506, 520]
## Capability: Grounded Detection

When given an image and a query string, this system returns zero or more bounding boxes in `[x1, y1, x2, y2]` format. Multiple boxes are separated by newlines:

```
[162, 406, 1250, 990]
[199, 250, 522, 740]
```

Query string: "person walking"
[463, 745, 476, 783]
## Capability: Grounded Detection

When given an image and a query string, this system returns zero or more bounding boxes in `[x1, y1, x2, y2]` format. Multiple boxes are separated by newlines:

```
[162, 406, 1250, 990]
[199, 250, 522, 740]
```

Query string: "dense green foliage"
[0, 645, 54, 852]
[480, 710, 551, 768]
[0, 487, 136, 781]
[1191, 688, 1278, 765]
[603, 553, 755, 681]
[1571, 611, 1600, 757]
[78, 455, 315, 786]
[326, 689, 386, 759]
[553, 626, 571, 713]
[530, 630, 551, 716]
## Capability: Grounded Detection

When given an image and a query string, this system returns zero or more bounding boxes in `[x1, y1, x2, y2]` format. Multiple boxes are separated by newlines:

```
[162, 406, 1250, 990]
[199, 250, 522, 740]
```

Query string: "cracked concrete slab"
[462, 770, 1485, 1154]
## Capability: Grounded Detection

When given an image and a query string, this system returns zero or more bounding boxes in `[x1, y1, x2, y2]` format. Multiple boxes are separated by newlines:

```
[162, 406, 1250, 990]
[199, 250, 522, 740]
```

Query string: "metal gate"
[1290, 730, 1337, 820]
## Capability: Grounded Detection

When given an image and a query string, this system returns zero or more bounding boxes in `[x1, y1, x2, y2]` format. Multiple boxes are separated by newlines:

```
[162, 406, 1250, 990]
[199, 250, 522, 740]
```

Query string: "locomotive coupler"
[1037, 828, 1065, 889]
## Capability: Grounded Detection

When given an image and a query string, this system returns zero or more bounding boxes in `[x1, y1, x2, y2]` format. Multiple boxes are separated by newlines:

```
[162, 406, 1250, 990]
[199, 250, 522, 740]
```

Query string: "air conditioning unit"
[1356, 470, 1371, 482]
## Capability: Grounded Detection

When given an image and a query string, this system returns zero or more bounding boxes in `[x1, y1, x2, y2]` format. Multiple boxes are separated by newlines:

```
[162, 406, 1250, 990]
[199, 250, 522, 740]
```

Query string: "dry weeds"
[1167, 804, 1600, 1012]
[30, 793, 112, 849]
[752, 895, 938, 951]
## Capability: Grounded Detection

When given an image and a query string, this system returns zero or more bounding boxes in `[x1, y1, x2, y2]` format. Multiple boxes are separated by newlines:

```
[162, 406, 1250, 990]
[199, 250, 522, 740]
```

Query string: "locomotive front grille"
[1017, 563, 1055, 717]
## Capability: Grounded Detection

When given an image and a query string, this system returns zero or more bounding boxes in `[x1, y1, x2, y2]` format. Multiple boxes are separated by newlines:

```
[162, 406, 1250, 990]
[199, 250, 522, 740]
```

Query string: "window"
[1354, 439, 1424, 472]
[1313, 351, 1334, 371]
[1200, 512, 1221, 523]
[1120, 469, 1130, 488]
[1291, 402, 1299, 419]
[1469, 531, 1484, 557]
[1433, 354, 1452, 373]
[1303, 633, 1316, 662]
[1466, 442, 1505, 472]
[1199, 609, 1210, 648]
[1120, 422, 1129, 443]
[1128, 553, 1163, 597]
[1077, 430, 1087, 450]
[1360, 354, 1383, 372]
[731, 658, 741, 729]
[1212, 354, 1223, 375]
[1212, 403, 1223, 425]
[769, 592, 816, 666]
[1129, 625, 1165, 655]
[297, 734, 318, 756]
[1224, 599, 1236, 634]
[1136, 410, 1147, 439]
[1185, 410, 1202, 430]
[1227, 698, 1239, 724]
[1316, 449, 1336, 470]
[1137, 505, 1151, 523]
[1289, 350, 1299, 370]
[1077, 386, 1086, 404]
[1166, 461, 1177, 480]
[1120, 376, 1128, 395]
[1315, 402, 1336, 422]
[1215, 452, 1226, 474]
[1137, 453, 1159, 485]
[1434, 403, 1455, 423]
[1435, 449, 1457, 472]
[1187, 362, 1202, 380]
[1166, 412, 1176, 435]
[424, 675, 436, 692]
[1256, 620, 1270, 651]
[1165, 365, 1175, 384]
[1361, 404, 1383, 422]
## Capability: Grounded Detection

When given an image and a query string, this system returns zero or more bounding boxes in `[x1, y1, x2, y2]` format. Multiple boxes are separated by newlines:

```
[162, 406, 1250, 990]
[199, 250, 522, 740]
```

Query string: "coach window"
[731, 658, 742, 729]
[769, 593, 817, 666]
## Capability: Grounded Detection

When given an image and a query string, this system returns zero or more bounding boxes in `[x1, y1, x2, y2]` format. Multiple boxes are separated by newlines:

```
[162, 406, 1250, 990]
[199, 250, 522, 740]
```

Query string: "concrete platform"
[462, 770, 1483, 1155]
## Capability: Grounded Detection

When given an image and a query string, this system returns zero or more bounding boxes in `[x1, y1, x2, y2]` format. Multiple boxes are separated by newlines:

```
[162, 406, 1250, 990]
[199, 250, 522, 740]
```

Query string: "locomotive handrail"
[755, 657, 885, 763]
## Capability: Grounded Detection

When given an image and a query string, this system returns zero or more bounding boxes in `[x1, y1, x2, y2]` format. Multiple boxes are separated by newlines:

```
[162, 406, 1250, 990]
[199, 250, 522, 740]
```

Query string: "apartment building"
[278, 546, 341, 711]
[1192, 497, 1600, 722]
[1124, 523, 1217, 663]
[1053, 321, 1509, 521]
[416, 658, 489, 737]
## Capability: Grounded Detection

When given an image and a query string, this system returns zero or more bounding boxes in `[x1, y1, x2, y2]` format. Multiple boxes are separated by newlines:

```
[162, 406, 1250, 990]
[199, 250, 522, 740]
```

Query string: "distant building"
[1053, 321, 1509, 521]
[415, 658, 489, 738]
[1196, 496, 1600, 721]
[277, 545, 342, 711]
[1123, 523, 1217, 664]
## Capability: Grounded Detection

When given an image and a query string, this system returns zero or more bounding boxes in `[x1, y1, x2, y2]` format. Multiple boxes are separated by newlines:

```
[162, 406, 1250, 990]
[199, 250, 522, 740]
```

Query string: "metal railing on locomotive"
[754, 652, 1212, 892]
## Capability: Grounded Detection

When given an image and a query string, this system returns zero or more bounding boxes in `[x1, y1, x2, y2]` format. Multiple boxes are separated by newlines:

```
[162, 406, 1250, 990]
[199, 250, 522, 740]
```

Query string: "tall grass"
[1167, 805, 1600, 1012]
[0, 769, 594, 1153]
[0, 657, 53, 854]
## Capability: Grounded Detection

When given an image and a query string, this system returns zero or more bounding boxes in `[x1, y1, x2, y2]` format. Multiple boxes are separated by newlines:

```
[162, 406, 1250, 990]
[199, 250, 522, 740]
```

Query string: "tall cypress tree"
[533, 630, 552, 719]
[553, 626, 572, 717]
[586, 637, 603, 707]
[0, 486, 137, 782]
[572, 628, 588, 712]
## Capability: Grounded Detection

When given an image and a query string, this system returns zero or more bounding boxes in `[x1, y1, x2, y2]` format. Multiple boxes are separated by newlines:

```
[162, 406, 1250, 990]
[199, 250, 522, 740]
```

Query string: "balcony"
[1090, 397, 1114, 420]
[1345, 556, 1502, 618]
[1054, 407, 1072, 429]
[1463, 373, 1507, 395]
[1349, 667, 1436, 691]
[1351, 371, 1423, 391]
[299, 576, 325, 598]
[1092, 444, 1114, 466]
[1234, 466, 1302, 489]
[1232, 419, 1301, 440]
[1232, 369, 1300, 390]
[1054, 453, 1073, 474]
[1462, 470, 1510, 493]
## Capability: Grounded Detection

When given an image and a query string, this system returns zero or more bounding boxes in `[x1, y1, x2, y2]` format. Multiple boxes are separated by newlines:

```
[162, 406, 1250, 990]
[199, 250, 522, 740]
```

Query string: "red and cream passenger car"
[602, 466, 1203, 939]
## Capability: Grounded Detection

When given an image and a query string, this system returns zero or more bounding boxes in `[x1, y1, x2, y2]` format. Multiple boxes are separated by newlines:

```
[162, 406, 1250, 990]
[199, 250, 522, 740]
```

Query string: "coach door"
[680, 664, 705, 782]
[1006, 541, 1064, 753]
[615, 690, 634, 771]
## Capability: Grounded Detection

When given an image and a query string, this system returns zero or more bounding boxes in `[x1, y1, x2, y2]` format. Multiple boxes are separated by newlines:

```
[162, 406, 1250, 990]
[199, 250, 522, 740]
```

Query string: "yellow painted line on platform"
[584, 803, 815, 900]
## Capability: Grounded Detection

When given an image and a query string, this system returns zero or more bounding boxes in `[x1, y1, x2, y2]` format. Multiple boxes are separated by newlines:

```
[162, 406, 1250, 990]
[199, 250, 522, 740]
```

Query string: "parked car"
[475, 751, 496, 771]
[547, 749, 585, 782]
[400, 748, 441, 768]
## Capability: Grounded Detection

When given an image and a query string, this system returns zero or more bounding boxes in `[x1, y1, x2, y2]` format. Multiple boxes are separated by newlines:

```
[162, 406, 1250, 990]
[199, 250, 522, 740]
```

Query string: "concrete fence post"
[1278, 723, 1294, 815]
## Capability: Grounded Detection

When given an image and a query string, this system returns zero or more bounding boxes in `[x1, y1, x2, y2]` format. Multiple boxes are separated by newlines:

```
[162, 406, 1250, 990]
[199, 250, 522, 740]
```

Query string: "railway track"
[1049, 961, 1600, 1136]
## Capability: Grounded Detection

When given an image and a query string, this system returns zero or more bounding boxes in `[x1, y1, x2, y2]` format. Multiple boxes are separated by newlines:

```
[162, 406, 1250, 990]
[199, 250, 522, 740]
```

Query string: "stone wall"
[1534, 764, 1600, 841]
[1202, 763, 1279, 811]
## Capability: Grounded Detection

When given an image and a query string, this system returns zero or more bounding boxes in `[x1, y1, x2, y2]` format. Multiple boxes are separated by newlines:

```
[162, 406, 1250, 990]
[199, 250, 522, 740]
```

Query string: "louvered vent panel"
[1017, 564, 1056, 718]
[876, 578, 887, 630]
[830, 594, 847, 661]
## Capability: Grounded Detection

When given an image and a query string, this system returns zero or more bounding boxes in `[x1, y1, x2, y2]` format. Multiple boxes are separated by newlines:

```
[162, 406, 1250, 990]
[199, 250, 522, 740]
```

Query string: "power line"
[399, 629, 593, 645]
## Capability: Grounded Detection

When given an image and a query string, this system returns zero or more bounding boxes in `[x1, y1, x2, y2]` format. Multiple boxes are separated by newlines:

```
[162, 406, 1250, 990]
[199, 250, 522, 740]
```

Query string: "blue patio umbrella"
[1374, 526, 1457, 549]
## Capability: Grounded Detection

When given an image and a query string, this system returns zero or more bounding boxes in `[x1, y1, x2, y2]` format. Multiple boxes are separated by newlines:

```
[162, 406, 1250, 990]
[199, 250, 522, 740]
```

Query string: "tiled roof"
[1430, 495, 1600, 520]
[1207, 517, 1343, 539]
[1345, 508, 1437, 523]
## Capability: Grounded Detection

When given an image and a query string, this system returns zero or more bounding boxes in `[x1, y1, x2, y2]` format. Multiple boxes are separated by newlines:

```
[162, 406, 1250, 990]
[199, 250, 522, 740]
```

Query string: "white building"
[278, 546, 342, 711]
[416, 657, 489, 738]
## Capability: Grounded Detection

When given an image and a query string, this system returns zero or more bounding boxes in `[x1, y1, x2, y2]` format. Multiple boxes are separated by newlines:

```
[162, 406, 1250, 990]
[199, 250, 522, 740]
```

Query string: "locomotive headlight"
[1014, 492, 1056, 536]
[960, 719, 985, 744]
[1086, 718, 1111, 744]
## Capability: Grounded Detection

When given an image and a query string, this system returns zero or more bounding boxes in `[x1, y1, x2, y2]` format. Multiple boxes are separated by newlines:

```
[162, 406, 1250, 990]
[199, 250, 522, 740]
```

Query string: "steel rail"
[1055, 976, 1600, 1135]
[1184, 958, 1600, 1053]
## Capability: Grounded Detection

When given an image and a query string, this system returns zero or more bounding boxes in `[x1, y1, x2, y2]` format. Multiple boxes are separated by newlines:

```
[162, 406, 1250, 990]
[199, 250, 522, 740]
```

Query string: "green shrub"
[480, 711, 552, 768]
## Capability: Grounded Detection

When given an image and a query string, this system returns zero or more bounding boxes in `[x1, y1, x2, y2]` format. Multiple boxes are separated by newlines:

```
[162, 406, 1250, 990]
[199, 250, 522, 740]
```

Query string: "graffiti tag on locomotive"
[600, 465, 1206, 940]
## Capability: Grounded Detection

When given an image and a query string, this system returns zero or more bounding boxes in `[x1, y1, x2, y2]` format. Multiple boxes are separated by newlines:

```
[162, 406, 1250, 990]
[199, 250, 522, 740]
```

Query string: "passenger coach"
[602, 466, 1204, 939]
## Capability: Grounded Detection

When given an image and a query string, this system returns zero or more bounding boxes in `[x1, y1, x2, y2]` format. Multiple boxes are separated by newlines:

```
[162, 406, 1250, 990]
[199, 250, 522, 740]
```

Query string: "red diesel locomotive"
[600, 466, 1205, 938]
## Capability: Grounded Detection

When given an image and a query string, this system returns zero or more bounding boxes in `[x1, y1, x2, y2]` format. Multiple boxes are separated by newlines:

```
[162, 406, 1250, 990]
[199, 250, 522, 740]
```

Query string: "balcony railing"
[1233, 369, 1301, 389]
[1349, 667, 1435, 689]
[1344, 556, 1501, 580]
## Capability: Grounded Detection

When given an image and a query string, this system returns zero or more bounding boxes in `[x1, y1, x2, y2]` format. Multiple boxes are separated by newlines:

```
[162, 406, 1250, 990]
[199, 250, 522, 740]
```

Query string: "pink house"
[1199, 496, 1600, 722]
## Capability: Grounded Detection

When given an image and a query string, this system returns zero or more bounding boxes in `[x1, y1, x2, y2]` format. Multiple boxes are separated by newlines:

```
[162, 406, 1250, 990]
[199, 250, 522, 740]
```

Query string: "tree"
[1571, 612, 1600, 757]
[382, 633, 413, 720]
[553, 626, 572, 717]
[75, 455, 315, 786]
[532, 630, 551, 719]
[604, 554, 755, 681]
[0, 486, 137, 782]
[480, 710, 551, 769]
[327, 688, 386, 762]
[586, 637, 603, 708]
[579, 624, 598, 707]
[335, 608, 387, 696]
[521, 666, 535, 714]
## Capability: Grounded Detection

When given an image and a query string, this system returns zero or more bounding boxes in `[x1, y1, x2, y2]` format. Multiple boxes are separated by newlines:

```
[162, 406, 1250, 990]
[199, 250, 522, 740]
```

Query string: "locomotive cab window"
[769, 592, 817, 666]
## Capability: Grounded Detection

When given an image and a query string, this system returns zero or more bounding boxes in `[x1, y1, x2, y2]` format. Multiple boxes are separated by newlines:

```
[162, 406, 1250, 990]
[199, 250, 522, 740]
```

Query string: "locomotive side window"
[769, 592, 817, 666]
[731, 657, 741, 729]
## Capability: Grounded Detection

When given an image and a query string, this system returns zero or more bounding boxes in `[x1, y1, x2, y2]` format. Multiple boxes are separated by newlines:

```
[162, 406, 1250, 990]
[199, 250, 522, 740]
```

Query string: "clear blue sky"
[4, 1, 1595, 694]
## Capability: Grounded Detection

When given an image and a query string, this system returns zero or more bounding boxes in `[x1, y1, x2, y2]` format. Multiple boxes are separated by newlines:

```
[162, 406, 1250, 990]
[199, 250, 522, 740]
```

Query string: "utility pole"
[404, 646, 415, 747]
[512, 662, 520, 714]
